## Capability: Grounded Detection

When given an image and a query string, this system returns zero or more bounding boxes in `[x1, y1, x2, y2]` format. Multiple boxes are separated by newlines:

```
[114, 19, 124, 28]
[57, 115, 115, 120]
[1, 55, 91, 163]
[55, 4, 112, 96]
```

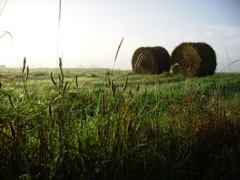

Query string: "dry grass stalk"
[22, 57, 26, 74]
[58, 0, 62, 24]
[50, 72, 57, 85]
[0, 0, 7, 16]
[122, 76, 128, 91]
[221, 60, 240, 71]
[56, 0, 62, 68]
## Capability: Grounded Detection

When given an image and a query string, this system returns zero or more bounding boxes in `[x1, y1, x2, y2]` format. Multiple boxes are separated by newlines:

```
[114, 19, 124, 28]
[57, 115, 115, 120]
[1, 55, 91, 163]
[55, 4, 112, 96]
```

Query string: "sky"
[0, 0, 240, 72]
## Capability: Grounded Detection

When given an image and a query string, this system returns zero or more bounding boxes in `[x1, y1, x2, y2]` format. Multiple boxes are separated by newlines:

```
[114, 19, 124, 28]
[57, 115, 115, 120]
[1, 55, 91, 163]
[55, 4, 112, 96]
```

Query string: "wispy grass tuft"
[0, 31, 20, 68]
[221, 60, 240, 72]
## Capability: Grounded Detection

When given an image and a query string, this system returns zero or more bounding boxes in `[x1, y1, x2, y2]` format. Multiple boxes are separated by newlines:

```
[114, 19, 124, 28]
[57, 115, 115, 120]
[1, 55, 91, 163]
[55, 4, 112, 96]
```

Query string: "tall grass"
[0, 66, 240, 179]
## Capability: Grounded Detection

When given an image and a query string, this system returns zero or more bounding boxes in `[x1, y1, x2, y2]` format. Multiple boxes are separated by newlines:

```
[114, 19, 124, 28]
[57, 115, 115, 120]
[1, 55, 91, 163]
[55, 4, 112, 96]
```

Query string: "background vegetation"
[0, 65, 240, 179]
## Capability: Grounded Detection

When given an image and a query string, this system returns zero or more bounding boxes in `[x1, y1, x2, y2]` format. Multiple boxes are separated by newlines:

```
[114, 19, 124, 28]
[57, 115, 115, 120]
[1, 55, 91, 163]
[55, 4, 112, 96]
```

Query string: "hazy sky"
[0, 0, 240, 71]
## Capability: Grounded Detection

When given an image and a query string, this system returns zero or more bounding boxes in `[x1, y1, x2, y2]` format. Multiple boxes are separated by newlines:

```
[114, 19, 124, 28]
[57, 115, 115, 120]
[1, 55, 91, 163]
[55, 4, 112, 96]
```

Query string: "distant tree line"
[0, 65, 7, 69]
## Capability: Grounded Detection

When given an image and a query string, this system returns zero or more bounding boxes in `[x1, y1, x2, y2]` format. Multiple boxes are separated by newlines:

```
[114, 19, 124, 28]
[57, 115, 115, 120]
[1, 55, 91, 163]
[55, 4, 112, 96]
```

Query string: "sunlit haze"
[0, 0, 240, 71]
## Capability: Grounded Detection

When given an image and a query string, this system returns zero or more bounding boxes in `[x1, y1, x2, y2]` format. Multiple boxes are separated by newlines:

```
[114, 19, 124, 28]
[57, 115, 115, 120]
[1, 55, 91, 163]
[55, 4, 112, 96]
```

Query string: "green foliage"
[0, 66, 240, 179]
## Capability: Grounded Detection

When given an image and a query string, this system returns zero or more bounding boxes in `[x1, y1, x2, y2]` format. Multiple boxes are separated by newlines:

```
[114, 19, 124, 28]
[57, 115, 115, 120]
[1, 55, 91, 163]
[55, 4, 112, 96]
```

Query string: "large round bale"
[132, 46, 170, 74]
[170, 42, 217, 77]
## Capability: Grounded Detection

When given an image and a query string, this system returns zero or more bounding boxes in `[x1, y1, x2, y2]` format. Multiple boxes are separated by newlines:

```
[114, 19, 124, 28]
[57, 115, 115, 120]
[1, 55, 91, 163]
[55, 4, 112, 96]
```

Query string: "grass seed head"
[112, 37, 124, 72]
[26, 66, 29, 80]
[59, 57, 62, 69]
[22, 57, 26, 74]
[75, 75, 78, 88]
[59, 57, 64, 83]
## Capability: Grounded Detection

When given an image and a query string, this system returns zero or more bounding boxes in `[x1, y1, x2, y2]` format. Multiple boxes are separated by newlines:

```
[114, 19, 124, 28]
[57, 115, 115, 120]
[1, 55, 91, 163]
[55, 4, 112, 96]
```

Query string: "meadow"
[0, 65, 240, 179]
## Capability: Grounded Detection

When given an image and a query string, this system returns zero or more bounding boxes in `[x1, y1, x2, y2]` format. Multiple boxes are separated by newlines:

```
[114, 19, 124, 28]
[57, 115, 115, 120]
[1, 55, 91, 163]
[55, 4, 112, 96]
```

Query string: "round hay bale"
[170, 42, 217, 77]
[132, 46, 170, 74]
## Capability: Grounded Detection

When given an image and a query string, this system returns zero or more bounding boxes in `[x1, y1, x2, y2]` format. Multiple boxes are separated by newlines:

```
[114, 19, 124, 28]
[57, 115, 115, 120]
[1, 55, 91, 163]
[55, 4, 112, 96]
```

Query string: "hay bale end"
[170, 42, 217, 77]
[132, 46, 170, 74]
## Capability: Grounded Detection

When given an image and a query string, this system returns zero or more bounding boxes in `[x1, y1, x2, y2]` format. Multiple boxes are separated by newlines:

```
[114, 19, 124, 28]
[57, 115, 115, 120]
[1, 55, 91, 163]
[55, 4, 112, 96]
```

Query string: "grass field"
[0, 66, 240, 179]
